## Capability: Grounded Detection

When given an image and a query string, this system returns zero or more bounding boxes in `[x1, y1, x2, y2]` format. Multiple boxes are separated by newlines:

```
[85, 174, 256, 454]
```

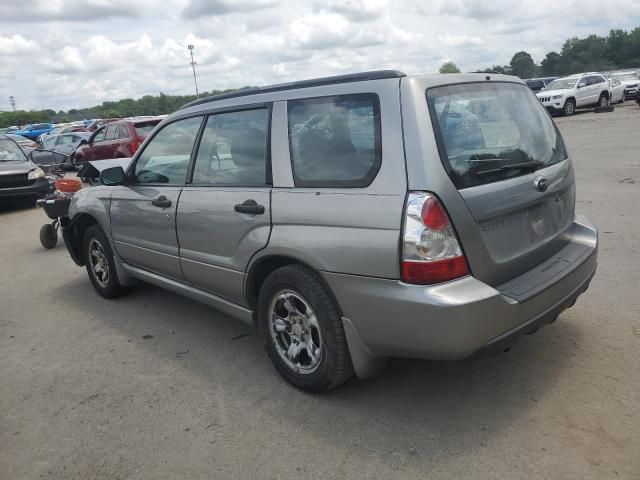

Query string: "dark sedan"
[29, 132, 92, 169]
[0, 135, 55, 202]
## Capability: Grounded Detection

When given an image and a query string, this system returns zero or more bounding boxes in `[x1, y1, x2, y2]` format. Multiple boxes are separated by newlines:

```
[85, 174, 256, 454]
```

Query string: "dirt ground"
[1, 102, 639, 480]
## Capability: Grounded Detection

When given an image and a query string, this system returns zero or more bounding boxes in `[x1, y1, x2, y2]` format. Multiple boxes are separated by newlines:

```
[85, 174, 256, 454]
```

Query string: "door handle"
[234, 199, 265, 215]
[151, 195, 172, 208]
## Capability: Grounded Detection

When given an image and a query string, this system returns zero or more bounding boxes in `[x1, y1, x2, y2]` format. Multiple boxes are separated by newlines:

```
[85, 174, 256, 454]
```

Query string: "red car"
[74, 119, 161, 165]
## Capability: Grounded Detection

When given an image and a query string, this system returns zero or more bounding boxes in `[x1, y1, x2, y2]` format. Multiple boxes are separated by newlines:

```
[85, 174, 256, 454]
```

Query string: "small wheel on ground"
[82, 224, 131, 298]
[39, 223, 58, 249]
[562, 98, 576, 116]
[257, 264, 354, 392]
[598, 94, 609, 108]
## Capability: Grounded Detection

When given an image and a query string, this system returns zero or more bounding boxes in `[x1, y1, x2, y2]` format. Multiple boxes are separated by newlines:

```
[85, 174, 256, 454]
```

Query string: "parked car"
[13, 123, 55, 141]
[537, 73, 610, 115]
[610, 78, 626, 104]
[0, 135, 54, 202]
[524, 77, 556, 92]
[612, 71, 640, 99]
[61, 70, 598, 391]
[5, 133, 38, 153]
[73, 118, 162, 165]
[29, 132, 92, 169]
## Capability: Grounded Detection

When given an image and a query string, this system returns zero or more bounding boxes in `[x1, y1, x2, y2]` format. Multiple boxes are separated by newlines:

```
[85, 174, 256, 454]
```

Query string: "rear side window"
[427, 82, 567, 189]
[118, 125, 129, 139]
[191, 108, 269, 186]
[288, 93, 381, 187]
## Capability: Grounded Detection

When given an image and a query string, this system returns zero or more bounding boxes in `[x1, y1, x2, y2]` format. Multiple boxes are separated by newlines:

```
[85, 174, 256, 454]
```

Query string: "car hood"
[617, 79, 639, 87]
[536, 89, 568, 97]
[0, 160, 37, 175]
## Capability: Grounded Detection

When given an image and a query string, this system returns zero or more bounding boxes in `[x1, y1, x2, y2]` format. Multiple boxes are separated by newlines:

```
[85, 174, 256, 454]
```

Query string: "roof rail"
[179, 70, 406, 110]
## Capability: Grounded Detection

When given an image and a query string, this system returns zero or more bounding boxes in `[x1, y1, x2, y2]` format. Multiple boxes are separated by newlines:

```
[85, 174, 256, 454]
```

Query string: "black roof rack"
[179, 70, 406, 110]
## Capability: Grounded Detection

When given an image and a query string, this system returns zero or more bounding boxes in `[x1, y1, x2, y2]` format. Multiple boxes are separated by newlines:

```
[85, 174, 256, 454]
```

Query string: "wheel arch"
[63, 212, 100, 266]
[245, 254, 342, 317]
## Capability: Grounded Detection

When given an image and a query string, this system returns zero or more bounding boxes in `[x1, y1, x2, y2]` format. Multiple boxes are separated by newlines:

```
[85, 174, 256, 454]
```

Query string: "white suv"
[536, 73, 610, 116]
[612, 71, 640, 100]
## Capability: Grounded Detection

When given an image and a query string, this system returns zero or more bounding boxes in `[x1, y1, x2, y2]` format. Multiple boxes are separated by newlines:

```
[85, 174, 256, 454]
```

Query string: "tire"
[562, 98, 576, 116]
[39, 223, 57, 249]
[82, 224, 130, 299]
[598, 93, 609, 108]
[257, 264, 354, 392]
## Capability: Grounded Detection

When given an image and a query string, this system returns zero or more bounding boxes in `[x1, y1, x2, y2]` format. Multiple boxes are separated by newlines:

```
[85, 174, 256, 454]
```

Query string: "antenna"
[188, 45, 199, 99]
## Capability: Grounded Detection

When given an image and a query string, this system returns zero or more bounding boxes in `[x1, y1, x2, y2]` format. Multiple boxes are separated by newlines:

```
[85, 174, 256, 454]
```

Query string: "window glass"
[42, 137, 57, 149]
[427, 82, 567, 189]
[134, 121, 160, 139]
[0, 139, 27, 162]
[59, 135, 76, 145]
[133, 116, 202, 184]
[118, 125, 129, 139]
[92, 128, 106, 143]
[105, 124, 117, 140]
[288, 94, 381, 187]
[192, 109, 268, 185]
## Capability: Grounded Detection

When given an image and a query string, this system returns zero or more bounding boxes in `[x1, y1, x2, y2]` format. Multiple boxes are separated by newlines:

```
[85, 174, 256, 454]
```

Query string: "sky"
[1, 0, 639, 112]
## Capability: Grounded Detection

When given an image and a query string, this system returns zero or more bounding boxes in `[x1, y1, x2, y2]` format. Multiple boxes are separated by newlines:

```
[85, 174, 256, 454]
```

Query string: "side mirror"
[100, 166, 126, 186]
[578, 82, 587, 89]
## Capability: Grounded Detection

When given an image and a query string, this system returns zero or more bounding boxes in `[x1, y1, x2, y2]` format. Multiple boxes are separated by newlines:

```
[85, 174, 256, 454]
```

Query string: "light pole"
[188, 44, 199, 98]
[9, 96, 16, 112]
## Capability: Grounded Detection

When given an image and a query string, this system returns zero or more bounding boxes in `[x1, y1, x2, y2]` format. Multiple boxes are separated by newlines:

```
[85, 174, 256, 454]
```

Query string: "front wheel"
[562, 98, 576, 116]
[82, 225, 131, 298]
[258, 265, 354, 391]
[39, 223, 57, 249]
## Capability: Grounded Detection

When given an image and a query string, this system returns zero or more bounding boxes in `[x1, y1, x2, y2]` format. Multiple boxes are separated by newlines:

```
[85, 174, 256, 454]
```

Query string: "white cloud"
[1, 0, 638, 112]
[0, 35, 39, 55]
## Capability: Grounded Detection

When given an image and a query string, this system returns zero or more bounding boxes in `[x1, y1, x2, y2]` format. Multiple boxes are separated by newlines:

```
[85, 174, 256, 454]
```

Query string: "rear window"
[134, 121, 160, 138]
[427, 82, 567, 189]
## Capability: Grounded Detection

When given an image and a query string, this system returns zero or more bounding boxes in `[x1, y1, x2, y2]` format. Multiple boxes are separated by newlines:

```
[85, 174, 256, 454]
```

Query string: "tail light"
[401, 192, 470, 284]
[130, 138, 141, 154]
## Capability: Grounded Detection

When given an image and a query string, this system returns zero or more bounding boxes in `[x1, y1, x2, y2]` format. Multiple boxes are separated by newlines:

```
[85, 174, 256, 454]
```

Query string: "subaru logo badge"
[535, 176, 549, 192]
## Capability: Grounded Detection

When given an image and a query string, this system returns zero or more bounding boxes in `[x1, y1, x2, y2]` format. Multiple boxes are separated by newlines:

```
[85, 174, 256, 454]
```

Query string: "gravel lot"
[1, 103, 639, 480]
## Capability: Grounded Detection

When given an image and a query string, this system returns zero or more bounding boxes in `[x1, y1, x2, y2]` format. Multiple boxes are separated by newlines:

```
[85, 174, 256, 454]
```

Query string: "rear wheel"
[257, 265, 353, 391]
[562, 98, 576, 116]
[82, 225, 130, 298]
[598, 93, 609, 108]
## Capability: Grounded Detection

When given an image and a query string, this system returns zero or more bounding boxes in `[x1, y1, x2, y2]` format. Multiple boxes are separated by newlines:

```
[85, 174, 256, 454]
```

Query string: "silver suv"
[62, 71, 598, 391]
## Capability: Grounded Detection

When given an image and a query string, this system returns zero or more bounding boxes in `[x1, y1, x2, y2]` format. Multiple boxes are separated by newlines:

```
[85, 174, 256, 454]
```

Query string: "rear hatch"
[425, 81, 575, 286]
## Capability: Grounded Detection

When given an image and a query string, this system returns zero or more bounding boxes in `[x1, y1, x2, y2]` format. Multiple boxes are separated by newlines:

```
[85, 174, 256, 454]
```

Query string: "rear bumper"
[323, 215, 597, 368]
[0, 178, 54, 200]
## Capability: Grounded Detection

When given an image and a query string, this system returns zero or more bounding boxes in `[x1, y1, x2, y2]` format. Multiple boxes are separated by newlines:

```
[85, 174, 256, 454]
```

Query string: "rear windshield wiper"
[474, 160, 545, 176]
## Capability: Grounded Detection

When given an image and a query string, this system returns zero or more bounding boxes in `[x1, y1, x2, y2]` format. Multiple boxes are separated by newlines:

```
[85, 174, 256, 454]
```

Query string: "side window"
[133, 116, 202, 185]
[118, 125, 129, 139]
[42, 137, 57, 149]
[105, 125, 117, 140]
[577, 77, 588, 88]
[287, 94, 381, 187]
[192, 108, 269, 185]
[92, 127, 106, 143]
[59, 135, 75, 145]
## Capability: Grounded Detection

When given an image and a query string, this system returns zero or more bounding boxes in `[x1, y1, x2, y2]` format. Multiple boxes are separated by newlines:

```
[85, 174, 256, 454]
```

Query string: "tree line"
[440, 26, 640, 78]
[0, 88, 249, 129]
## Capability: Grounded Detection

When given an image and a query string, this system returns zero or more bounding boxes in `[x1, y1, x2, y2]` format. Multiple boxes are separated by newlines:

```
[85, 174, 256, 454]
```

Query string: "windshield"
[613, 73, 639, 82]
[427, 82, 567, 189]
[0, 139, 28, 162]
[544, 78, 578, 90]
